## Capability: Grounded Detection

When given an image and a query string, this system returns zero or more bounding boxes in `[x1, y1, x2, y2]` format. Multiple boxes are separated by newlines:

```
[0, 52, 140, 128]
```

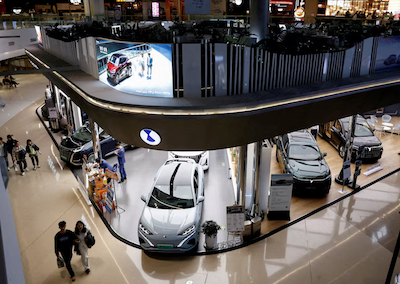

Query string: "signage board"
[140, 129, 161, 146]
[269, 174, 293, 212]
[105, 185, 114, 214]
[152, 2, 160, 17]
[186, 0, 210, 15]
[96, 39, 173, 98]
[226, 205, 245, 232]
[375, 36, 400, 72]
[343, 160, 351, 181]
[105, 169, 119, 181]
[48, 107, 58, 119]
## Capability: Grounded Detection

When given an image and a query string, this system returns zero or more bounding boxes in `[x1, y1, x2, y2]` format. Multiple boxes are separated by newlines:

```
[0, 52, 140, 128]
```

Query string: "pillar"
[249, 0, 269, 42]
[83, 0, 105, 20]
[236, 145, 247, 205]
[304, 0, 318, 23]
[71, 101, 83, 131]
[89, 118, 102, 161]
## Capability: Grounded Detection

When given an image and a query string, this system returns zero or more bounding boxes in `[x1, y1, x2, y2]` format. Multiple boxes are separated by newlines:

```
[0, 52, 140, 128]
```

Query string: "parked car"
[318, 115, 383, 161]
[168, 151, 209, 171]
[107, 53, 132, 84]
[276, 129, 331, 195]
[384, 54, 397, 65]
[138, 158, 205, 252]
[59, 124, 128, 166]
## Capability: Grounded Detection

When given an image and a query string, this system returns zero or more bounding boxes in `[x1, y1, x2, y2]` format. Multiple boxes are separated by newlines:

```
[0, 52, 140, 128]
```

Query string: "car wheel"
[339, 144, 345, 158]
[128, 67, 132, 77]
[87, 153, 95, 163]
[115, 72, 120, 84]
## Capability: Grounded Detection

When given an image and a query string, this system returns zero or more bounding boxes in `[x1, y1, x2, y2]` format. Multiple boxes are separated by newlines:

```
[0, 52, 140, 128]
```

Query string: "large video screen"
[96, 39, 173, 98]
[375, 36, 400, 72]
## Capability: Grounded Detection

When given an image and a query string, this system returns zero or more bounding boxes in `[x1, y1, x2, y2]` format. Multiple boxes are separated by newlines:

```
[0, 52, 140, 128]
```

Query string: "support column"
[89, 118, 101, 161]
[83, 0, 105, 20]
[236, 145, 247, 205]
[249, 0, 269, 42]
[71, 101, 83, 131]
[251, 141, 262, 215]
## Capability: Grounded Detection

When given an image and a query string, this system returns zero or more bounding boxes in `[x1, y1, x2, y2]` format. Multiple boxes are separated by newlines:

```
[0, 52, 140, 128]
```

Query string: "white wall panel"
[242, 46, 251, 94]
[182, 44, 202, 98]
[214, 43, 228, 96]
[342, 46, 355, 78]
[0, 28, 38, 61]
[360, 37, 373, 76]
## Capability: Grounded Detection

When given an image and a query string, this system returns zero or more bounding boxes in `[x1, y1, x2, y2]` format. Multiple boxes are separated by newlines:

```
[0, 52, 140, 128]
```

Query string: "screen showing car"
[375, 36, 400, 72]
[96, 39, 173, 98]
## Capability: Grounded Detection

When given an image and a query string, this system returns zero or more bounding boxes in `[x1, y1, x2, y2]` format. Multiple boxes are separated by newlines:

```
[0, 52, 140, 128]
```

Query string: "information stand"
[106, 169, 125, 215]
[267, 174, 293, 220]
[226, 205, 245, 244]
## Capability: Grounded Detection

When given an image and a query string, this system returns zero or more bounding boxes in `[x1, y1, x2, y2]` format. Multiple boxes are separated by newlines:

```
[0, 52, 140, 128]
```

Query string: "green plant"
[201, 220, 221, 238]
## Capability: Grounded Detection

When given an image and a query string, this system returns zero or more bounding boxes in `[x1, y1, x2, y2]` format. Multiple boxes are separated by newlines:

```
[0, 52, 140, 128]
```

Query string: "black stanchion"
[385, 212, 400, 284]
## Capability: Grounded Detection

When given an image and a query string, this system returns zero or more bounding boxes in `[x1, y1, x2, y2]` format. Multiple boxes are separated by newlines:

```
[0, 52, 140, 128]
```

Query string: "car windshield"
[148, 185, 194, 209]
[288, 145, 321, 160]
[343, 122, 374, 137]
[109, 55, 118, 64]
[72, 126, 92, 143]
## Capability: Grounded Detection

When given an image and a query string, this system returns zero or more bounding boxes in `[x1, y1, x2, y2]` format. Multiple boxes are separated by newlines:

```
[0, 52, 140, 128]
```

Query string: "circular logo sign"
[140, 129, 161, 146]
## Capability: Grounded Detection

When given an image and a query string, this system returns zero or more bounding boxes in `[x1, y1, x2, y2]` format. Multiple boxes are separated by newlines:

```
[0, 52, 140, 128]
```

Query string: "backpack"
[84, 231, 95, 248]
[19, 149, 27, 160]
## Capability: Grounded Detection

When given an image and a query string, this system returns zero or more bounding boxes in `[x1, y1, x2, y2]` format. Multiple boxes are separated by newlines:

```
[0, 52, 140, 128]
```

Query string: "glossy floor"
[2, 75, 400, 284]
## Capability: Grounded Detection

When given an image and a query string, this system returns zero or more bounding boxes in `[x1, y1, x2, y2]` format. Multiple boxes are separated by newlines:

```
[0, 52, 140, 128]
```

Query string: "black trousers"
[30, 155, 39, 166]
[17, 160, 27, 173]
[60, 250, 74, 277]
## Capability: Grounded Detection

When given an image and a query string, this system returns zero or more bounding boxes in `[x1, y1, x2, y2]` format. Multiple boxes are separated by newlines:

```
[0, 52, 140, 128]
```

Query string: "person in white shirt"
[74, 221, 91, 274]
[45, 85, 52, 100]
[12, 141, 29, 176]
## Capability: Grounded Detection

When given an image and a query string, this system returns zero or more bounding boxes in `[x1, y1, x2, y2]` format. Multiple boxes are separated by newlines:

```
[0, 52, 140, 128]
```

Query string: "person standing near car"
[55, 221, 78, 282]
[26, 139, 41, 170]
[12, 141, 29, 176]
[74, 221, 91, 274]
[115, 142, 126, 183]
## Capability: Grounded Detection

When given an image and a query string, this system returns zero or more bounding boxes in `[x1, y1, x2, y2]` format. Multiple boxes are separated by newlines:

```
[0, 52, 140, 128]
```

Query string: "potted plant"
[201, 220, 221, 249]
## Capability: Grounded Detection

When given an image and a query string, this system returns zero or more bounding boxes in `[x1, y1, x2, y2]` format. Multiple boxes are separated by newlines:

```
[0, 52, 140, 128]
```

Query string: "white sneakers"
[25, 168, 29, 172]
[21, 172, 25, 176]
[33, 166, 36, 171]
[37, 165, 40, 168]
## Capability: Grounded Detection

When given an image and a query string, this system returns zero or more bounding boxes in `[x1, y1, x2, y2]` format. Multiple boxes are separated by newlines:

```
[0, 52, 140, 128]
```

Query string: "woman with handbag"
[74, 221, 91, 274]
[26, 139, 41, 170]
[11, 141, 29, 176]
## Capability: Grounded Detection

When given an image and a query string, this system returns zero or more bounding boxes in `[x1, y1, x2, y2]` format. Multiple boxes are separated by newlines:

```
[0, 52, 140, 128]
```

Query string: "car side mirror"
[198, 196, 205, 203]
[141, 194, 147, 203]
[323, 152, 327, 157]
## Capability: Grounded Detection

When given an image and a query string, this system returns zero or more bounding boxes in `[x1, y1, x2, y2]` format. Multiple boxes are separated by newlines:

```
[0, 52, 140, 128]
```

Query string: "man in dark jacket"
[6, 135, 15, 169]
[55, 221, 78, 282]
[115, 142, 126, 183]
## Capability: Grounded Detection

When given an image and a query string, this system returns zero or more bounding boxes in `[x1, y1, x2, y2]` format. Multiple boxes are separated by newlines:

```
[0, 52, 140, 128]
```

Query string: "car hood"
[107, 62, 117, 71]
[288, 159, 330, 178]
[140, 206, 197, 236]
[353, 136, 381, 147]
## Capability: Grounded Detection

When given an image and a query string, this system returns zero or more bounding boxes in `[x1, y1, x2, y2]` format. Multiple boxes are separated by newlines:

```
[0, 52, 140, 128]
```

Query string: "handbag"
[19, 149, 26, 160]
[57, 256, 65, 268]
[84, 231, 96, 248]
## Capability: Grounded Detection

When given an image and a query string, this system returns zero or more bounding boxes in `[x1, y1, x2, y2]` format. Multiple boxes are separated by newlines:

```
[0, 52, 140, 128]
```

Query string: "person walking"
[12, 140, 29, 176]
[146, 53, 153, 79]
[45, 85, 52, 100]
[74, 221, 91, 274]
[55, 221, 78, 282]
[0, 137, 9, 170]
[26, 139, 41, 170]
[6, 135, 15, 170]
[115, 142, 126, 183]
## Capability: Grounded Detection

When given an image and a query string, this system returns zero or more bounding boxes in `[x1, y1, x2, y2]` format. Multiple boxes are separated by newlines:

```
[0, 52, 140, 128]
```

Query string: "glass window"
[109, 55, 119, 64]
[148, 185, 194, 209]
[288, 145, 321, 160]
[343, 122, 374, 137]
[72, 126, 92, 143]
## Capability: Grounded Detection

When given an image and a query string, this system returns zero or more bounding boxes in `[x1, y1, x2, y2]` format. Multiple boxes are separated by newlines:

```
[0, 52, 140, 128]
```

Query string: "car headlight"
[352, 145, 359, 150]
[325, 174, 331, 180]
[180, 224, 195, 236]
[73, 146, 83, 153]
[109, 69, 116, 74]
[139, 223, 152, 235]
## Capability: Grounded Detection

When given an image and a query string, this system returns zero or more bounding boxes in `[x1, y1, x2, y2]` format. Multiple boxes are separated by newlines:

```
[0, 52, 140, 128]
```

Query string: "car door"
[330, 120, 344, 148]
[99, 131, 117, 155]
[193, 167, 203, 224]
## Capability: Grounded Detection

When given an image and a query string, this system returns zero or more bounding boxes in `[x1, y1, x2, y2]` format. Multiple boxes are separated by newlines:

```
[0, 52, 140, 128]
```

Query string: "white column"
[249, 0, 270, 41]
[71, 101, 83, 131]
[83, 0, 105, 19]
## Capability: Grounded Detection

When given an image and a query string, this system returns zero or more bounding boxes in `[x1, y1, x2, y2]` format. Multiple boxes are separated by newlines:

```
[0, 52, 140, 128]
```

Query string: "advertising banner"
[226, 205, 245, 232]
[105, 185, 114, 214]
[96, 39, 173, 98]
[375, 36, 400, 72]
[210, 0, 226, 15]
[186, 0, 210, 15]
[268, 174, 293, 212]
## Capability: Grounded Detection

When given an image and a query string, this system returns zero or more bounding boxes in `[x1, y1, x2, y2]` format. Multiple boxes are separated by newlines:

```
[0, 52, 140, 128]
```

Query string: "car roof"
[111, 53, 124, 57]
[156, 161, 193, 186]
[288, 130, 315, 144]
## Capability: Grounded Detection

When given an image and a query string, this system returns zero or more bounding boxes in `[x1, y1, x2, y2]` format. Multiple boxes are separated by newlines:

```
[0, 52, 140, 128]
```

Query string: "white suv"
[168, 151, 209, 171]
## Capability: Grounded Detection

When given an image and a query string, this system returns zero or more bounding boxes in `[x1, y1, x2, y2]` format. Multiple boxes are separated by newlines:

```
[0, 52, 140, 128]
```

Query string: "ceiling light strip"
[52, 71, 400, 116]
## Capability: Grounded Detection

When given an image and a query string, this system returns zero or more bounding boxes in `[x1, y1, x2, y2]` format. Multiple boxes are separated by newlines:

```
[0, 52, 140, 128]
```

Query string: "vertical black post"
[385, 212, 400, 284]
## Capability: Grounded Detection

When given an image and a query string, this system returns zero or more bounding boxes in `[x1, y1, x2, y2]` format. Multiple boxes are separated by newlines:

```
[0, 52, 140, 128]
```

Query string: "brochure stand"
[267, 174, 293, 221]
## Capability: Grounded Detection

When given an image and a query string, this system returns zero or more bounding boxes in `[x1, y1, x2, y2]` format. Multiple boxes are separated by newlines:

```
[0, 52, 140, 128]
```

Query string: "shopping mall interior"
[1, 0, 400, 284]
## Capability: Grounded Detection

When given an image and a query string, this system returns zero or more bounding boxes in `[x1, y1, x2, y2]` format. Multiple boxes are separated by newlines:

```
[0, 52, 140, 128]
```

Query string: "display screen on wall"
[375, 36, 400, 72]
[96, 39, 173, 98]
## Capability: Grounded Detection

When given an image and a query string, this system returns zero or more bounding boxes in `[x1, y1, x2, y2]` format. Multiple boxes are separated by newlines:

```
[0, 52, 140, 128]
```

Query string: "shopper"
[26, 139, 41, 170]
[45, 85, 52, 100]
[0, 137, 9, 170]
[6, 135, 16, 170]
[12, 140, 29, 176]
[95, 157, 114, 172]
[55, 221, 78, 282]
[74, 221, 91, 274]
[147, 53, 153, 79]
[115, 142, 126, 183]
